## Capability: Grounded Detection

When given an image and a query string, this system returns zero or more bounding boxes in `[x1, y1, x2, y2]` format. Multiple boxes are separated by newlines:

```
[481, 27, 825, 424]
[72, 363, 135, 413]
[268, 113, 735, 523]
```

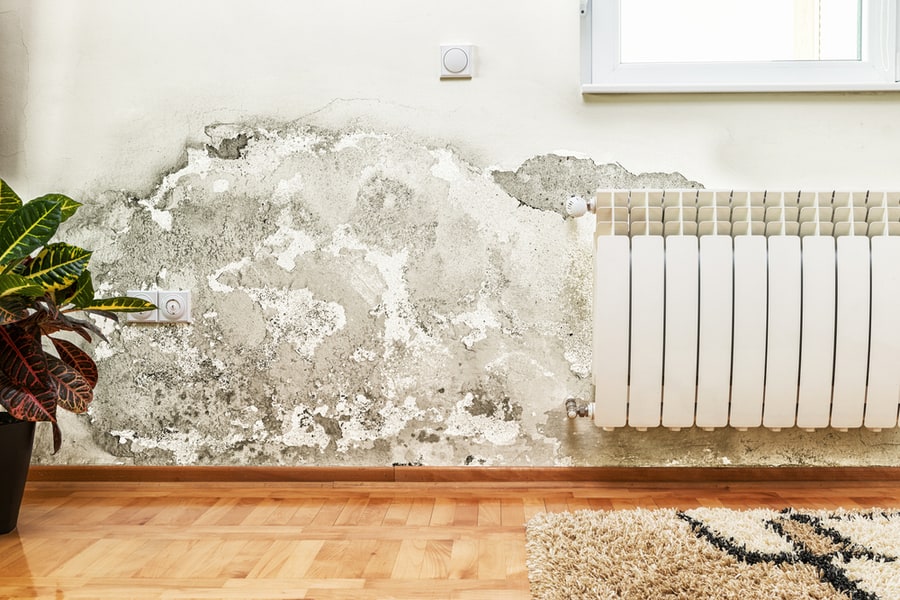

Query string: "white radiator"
[588, 190, 900, 432]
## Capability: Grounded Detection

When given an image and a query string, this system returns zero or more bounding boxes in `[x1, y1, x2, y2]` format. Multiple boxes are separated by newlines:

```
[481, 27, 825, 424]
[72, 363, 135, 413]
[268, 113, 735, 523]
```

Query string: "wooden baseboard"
[26, 465, 900, 483]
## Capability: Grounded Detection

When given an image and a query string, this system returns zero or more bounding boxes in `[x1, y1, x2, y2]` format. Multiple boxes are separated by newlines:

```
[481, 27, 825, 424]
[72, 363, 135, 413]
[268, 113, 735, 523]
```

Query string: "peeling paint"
[244, 286, 346, 360]
[445, 393, 520, 446]
[259, 208, 317, 271]
[491, 154, 702, 217]
[281, 407, 331, 451]
[28, 121, 900, 469]
[451, 299, 500, 350]
[273, 173, 304, 205]
[206, 131, 249, 160]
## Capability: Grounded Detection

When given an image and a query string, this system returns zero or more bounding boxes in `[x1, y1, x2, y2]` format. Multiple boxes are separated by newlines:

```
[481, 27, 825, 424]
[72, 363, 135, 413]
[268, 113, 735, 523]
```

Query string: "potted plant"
[0, 178, 155, 534]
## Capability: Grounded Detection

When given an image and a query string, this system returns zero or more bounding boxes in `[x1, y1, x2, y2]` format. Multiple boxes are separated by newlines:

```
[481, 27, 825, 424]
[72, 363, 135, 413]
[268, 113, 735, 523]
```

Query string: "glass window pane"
[620, 0, 862, 63]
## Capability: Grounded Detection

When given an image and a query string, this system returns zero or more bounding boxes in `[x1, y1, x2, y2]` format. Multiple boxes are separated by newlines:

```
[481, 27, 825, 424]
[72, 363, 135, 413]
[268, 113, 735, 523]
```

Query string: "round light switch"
[443, 47, 469, 74]
[440, 45, 473, 79]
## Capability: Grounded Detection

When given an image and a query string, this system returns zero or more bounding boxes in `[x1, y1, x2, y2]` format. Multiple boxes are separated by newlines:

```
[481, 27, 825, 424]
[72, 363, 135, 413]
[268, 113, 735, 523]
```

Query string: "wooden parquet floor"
[2, 480, 900, 599]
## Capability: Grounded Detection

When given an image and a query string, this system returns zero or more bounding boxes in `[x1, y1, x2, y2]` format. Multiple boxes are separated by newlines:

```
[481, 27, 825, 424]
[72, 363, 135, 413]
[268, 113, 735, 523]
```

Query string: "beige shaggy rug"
[525, 508, 900, 600]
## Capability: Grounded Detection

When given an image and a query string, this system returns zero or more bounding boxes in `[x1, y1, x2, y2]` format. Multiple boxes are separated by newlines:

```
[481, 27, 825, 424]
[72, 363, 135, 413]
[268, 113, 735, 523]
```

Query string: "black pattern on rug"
[677, 510, 899, 600]
[525, 507, 900, 600]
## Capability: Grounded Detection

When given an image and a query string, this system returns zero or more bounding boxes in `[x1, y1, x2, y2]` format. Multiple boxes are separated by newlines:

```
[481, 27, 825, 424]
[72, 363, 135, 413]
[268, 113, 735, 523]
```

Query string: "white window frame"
[580, 0, 900, 93]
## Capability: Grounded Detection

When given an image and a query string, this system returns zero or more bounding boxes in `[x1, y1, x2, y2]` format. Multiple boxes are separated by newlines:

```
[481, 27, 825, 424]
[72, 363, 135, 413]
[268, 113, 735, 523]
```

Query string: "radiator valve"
[564, 195, 595, 218]
[565, 397, 594, 419]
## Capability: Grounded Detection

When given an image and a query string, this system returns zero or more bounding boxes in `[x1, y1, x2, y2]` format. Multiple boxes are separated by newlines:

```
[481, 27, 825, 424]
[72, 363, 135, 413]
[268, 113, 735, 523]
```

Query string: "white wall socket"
[125, 290, 158, 323]
[158, 290, 191, 323]
[125, 290, 191, 324]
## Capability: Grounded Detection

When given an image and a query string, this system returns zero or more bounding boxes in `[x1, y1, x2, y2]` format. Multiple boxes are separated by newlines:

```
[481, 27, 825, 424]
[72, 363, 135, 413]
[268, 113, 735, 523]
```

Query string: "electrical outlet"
[125, 290, 159, 323]
[158, 290, 191, 323]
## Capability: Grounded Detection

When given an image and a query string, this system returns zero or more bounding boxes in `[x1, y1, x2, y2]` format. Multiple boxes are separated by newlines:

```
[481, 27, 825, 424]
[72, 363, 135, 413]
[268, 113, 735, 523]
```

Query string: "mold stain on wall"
[31, 122, 900, 468]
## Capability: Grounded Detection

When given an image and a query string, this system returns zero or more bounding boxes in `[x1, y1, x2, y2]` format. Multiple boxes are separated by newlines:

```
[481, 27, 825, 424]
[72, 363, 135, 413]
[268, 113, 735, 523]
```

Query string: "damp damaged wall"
[39, 123, 703, 466]
[2, 0, 900, 466]
[28, 124, 900, 468]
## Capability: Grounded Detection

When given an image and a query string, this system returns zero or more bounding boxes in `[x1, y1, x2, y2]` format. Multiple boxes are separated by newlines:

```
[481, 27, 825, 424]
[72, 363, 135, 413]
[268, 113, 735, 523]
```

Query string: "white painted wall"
[3, 0, 900, 197]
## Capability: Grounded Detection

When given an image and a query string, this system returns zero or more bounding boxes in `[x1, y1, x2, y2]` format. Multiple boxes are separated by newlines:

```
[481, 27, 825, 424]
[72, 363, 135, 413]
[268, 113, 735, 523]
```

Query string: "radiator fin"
[591, 190, 900, 431]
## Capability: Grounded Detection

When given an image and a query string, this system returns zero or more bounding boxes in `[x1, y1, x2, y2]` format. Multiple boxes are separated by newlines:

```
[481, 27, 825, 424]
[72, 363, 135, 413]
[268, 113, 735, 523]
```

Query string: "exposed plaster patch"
[326, 223, 370, 255]
[258, 208, 317, 271]
[327, 224, 436, 358]
[140, 326, 207, 379]
[331, 131, 392, 153]
[366, 248, 419, 356]
[92, 342, 118, 361]
[331, 394, 425, 453]
[249, 127, 321, 164]
[444, 393, 521, 446]
[273, 173, 304, 205]
[429, 148, 461, 182]
[491, 154, 702, 217]
[138, 147, 214, 232]
[565, 349, 591, 379]
[281, 407, 331, 451]
[110, 428, 247, 465]
[147, 207, 173, 231]
[351, 347, 377, 362]
[207, 258, 251, 293]
[451, 298, 500, 350]
[244, 286, 346, 359]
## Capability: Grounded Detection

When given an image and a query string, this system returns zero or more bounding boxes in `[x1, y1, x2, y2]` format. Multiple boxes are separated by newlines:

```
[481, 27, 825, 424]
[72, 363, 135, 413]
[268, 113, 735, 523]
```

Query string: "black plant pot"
[0, 414, 36, 534]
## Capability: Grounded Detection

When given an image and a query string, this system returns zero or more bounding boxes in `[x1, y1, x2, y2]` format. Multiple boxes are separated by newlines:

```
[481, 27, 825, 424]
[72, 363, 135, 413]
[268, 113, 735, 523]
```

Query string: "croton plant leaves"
[51, 337, 99, 388]
[61, 269, 95, 308]
[39, 311, 105, 343]
[0, 320, 59, 428]
[30, 193, 81, 223]
[22, 243, 92, 292]
[0, 297, 29, 325]
[0, 321, 49, 392]
[0, 273, 45, 298]
[0, 368, 65, 453]
[79, 295, 157, 313]
[0, 181, 149, 454]
[45, 354, 93, 414]
[0, 371, 57, 423]
[0, 197, 63, 266]
[0, 178, 23, 225]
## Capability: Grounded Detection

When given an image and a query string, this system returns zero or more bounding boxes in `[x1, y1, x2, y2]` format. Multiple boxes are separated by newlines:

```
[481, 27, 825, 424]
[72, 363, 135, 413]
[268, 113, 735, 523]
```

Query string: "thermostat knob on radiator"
[565, 195, 595, 217]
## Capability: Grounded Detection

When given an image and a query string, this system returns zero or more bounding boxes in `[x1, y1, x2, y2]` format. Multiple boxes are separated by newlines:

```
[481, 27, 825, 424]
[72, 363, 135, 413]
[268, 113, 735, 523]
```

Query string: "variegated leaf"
[79, 295, 157, 313]
[0, 178, 22, 226]
[0, 322, 49, 391]
[38, 311, 105, 343]
[23, 243, 91, 292]
[51, 421, 62, 454]
[61, 269, 94, 308]
[30, 193, 81, 222]
[0, 370, 57, 423]
[46, 354, 93, 414]
[51, 337, 99, 388]
[0, 197, 62, 266]
[0, 297, 29, 325]
[0, 273, 44, 298]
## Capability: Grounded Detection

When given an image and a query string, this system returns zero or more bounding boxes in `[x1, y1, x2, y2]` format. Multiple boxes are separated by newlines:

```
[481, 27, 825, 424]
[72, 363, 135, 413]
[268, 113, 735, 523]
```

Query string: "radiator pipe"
[565, 398, 594, 419]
